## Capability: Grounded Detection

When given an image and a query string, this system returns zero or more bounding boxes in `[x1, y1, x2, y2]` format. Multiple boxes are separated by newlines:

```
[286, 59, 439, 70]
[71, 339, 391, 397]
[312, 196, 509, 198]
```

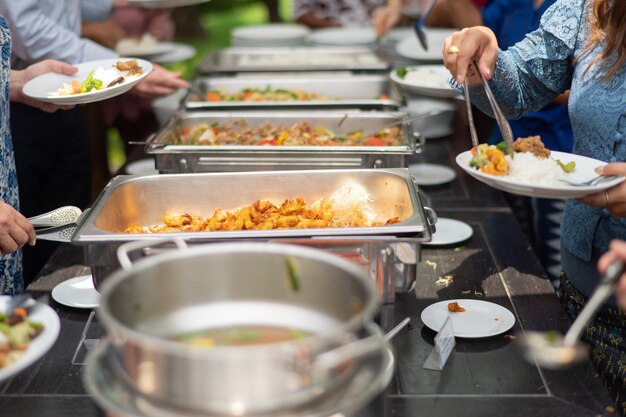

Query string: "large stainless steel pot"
[95, 241, 387, 415]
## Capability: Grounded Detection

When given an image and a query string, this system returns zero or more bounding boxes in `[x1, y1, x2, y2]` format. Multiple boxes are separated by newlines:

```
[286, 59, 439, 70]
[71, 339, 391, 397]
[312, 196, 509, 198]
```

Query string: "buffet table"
[0, 111, 616, 417]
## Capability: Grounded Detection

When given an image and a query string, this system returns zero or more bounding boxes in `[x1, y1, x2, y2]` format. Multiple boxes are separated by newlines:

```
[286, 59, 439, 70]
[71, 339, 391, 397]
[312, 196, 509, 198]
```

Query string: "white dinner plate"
[0, 296, 60, 381]
[424, 217, 473, 247]
[51, 275, 100, 309]
[125, 158, 159, 175]
[309, 28, 376, 46]
[396, 28, 456, 62]
[151, 43, 196, 64]
[421, 299, 515, 338]
[232, 24, 310, 42]
[456, 150, 626, 199]
[116, 40, 176, 58]
[23, 58, 153, 105]
[390, 65, 460, 99]
[128, 0, 210, 8]
[410, 163, 457, 186]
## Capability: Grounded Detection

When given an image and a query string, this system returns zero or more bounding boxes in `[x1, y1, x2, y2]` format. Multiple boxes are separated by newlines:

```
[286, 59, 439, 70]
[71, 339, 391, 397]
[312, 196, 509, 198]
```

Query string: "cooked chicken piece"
[513, 136, 550, 159]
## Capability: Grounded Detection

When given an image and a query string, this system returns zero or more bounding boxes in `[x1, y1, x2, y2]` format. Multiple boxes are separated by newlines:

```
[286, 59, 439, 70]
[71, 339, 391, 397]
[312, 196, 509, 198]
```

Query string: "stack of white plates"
[309, 27, 377, 47]
[402, 97, 457, 139]
[395, 28, 456, 63]
[231, 24, 310, 47]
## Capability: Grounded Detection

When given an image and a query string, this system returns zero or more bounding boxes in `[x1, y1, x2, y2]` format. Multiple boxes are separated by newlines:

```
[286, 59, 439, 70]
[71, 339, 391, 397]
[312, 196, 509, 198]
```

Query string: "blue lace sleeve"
[467, 0, 586, 120]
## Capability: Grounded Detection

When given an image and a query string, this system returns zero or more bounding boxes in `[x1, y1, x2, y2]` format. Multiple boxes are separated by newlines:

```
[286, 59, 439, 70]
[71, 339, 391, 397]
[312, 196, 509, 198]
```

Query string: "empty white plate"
[425, 217, 473, 247]
[51, 275, 100, 309]
[421, 299, 515, 338]
[410, 163, 456, 186]
[396, 28, 456, 62]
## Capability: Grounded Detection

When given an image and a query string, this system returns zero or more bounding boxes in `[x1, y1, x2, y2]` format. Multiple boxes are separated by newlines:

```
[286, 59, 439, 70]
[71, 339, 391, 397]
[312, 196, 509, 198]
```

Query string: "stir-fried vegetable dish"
[0, 306, 43, 368]
[170, 120, 403, 147]
[202, 87, 331, 102]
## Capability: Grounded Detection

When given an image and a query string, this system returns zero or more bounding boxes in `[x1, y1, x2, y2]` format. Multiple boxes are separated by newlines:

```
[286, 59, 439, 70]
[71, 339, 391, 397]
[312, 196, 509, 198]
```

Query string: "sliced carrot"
[71, 80, 81, 94]
[364, 137, 386, 146]
[206, 91, 221, 102]
[14, 308, 26, 317]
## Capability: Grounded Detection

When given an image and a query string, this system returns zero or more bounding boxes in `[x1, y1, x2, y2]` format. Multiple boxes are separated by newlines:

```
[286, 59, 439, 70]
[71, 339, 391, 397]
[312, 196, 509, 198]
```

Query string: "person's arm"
[372, 0, 403, 37]
[0, 0, 116, 64]
[443, 0, 583, 120]
[80, 0, 113, 23]
[598, 240, 626, 311]
[82, 20, 126, 49]
[427, 0, 482, 29]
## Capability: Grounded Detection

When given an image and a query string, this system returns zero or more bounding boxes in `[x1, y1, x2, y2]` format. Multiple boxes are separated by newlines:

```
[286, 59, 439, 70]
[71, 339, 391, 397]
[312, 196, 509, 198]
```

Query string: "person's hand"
[9, 60, 78, 113]
[112, 0, 130, 8]
[442, 26, 499, 85]
[578, 163, 626, 217]
[82, 21, 126, 49]
[131, 64, 188, 100]
[0, 202, 35, 255]
[372, 4, 402, 38]
[598, 240, 626, 310]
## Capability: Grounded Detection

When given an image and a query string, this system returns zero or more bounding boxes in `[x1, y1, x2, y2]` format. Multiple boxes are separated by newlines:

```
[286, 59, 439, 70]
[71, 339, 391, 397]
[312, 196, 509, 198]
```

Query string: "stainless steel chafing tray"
[197, 47, 390, 75]
[71, 169, 436, 302]
[183, 75, 400, 111]
[146, 111, 421, 173]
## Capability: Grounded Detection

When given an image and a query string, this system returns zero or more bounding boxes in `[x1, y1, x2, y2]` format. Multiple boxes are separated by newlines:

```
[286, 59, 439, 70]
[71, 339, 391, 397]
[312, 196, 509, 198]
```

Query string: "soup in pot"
[174, 326, 310, 347]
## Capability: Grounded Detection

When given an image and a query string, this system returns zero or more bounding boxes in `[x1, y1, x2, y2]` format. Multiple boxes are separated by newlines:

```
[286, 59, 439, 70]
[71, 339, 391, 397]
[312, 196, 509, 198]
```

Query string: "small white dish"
[390, 65, 460, 99]
[421, 299, 515, 338]
[125, 158, 159, 175]
[116, 39, 176, 58]
[151, 43, 196, 64]
[51, 275, 100, 309]
[0, 296, 60, 381]
[424, 217, 473, 247]
[395, 28, 456, 62]
[410, 163, 456, 186]
[456, 150, 626, 199]
[23, 58, 153, 105]
[309, 28, 376, 46]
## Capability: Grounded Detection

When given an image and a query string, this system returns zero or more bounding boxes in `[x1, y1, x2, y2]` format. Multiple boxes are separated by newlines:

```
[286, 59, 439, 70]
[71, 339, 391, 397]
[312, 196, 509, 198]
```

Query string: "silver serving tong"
[35, 208, 89, 242]
[472, 60, 515, 156]
[28, 206, 82, 228]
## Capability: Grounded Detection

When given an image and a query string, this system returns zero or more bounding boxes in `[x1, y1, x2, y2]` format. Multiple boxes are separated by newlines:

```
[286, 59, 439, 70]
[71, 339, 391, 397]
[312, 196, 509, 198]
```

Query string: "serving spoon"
[519, 260, 625, 369]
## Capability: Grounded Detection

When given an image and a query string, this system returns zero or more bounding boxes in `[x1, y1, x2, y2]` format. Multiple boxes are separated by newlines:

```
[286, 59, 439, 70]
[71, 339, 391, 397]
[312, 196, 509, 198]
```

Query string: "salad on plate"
[56, 60, 143, 96]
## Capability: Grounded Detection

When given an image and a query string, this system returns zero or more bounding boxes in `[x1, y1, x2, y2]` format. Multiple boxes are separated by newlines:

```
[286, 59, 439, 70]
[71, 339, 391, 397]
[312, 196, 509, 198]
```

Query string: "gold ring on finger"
[447, 45, 460, 55]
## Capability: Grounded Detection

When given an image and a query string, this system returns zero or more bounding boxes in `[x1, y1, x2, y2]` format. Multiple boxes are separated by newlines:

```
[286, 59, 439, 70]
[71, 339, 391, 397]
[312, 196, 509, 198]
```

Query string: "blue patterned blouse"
[466, 0, 626, 267]
[0, 17, 23, 295]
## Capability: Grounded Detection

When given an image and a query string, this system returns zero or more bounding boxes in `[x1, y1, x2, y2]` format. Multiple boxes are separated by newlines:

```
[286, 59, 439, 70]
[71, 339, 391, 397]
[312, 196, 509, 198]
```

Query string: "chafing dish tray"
[146, 111, 420, 173]
[71, 169, 436, 302]
[197, 47, 390, 75]
[184, 75, 399, 111]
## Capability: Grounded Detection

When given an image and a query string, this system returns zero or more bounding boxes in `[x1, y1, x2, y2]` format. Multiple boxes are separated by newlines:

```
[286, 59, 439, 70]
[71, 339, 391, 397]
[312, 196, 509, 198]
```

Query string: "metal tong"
[472, 60, 515, 156]
[413, 0, 438, 50]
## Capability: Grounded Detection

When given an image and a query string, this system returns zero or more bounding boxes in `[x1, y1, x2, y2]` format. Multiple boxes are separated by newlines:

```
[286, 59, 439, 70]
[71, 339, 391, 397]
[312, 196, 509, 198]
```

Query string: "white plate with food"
[396, 28, 456, 62]
[23, 58, 152, 105]
[309, 28, 376, 46]
[51, 275, 100, 309]
[421, 299, 515, 338]
[0, 296, 60, 381]
[232, 24, 310, 42]
[116, 34, 176, 57]
[423, 218, 473, 247]
[128, 0, 210, 8]
[390, 65, 460, 99]
[457, 148, 625, 199]
[409, 163, 457, 186]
